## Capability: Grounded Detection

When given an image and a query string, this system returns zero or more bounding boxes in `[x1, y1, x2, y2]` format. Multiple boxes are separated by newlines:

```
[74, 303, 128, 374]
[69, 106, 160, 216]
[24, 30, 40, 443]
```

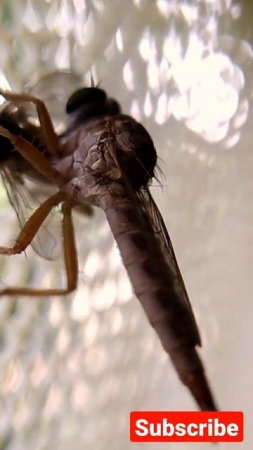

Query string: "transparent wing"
[136, 186, 201, 346]
[0, 167, 62, 260]
[0, 72, 84, 260]
[24, 71, 84, 132]
[1, 71, 84, 132]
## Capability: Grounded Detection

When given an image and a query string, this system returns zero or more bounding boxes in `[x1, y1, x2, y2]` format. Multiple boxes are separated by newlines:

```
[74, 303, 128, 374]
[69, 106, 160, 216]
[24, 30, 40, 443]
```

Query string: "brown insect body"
[0, 78, 217, 411]
[60, 113, 216, 410]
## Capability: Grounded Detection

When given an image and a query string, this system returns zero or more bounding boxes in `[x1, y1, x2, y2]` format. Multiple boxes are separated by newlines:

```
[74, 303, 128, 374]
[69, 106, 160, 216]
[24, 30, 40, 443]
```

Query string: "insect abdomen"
[101, 191, 217, 411]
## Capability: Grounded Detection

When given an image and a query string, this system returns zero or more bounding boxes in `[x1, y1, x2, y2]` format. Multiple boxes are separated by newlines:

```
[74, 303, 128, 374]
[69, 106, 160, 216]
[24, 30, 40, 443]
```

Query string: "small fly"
[0, 72, 217, 411]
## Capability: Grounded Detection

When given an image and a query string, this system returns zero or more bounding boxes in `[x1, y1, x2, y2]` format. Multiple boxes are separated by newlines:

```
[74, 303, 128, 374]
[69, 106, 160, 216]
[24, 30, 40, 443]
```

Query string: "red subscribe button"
[130, 411, 243, 442]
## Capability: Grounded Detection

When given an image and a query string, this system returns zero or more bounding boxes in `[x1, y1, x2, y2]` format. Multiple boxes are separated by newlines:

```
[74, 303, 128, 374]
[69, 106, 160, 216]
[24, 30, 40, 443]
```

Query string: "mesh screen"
[0, 1, 253, 449]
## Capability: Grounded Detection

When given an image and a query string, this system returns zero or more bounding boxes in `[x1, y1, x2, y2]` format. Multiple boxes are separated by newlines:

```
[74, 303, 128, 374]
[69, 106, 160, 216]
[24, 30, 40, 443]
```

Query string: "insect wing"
[0, 72, 83, 260]
[136, 186, 201, 346]
[24, 71, 84, 132]
[0, 168, 61, 261]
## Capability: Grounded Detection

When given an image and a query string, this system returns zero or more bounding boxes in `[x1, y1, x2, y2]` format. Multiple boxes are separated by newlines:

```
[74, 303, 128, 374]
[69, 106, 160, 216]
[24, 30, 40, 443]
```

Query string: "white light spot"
[139, 30, 153, 61]
[130, 99, 141, 121]
[0, 72, 11, 105]
[84, 250, 103, 278]
[224, 132, 241, 149]
[72, 382, 91, 410]
[53, 0, 73, 37]
[144, 92, 152, 117]
[73, 0, 86, 13]
[123, 60, 134, 91]
[233, 99, 248, 129]
[93, 0, 105, 13]
[147, 58, 160, 90]
[117, 273, 132, 304]
[84, 314, 99, 345]
[55, 38, 70, 69]
[109, 308, 123, 334]
[155, 92, 168, 124]
[116, 28, 123, 52]
[169, 94, 189, 121]
[49, 301, 64, 327]
[56, 327, 71, 354]
[181, 3, 198, 23]
[157, 0, 171, 18]
[23, 0, 42, 33]
[163, 31, 182, 62]
[93, 279, 117, 311]
[77, 11, 95, 46]
[168, 45, 245, 143]
[71, 285, 91, 321]
[231, 4, 241, 19]
[108, 244, 121, 271]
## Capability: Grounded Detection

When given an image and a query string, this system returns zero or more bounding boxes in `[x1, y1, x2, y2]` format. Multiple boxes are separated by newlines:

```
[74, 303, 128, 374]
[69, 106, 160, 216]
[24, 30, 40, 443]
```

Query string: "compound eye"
[66, 87, 106, 114]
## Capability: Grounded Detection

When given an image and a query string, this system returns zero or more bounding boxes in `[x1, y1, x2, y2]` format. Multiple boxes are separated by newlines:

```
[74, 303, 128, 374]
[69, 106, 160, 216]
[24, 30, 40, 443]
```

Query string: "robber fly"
[0, 72, 217, 411]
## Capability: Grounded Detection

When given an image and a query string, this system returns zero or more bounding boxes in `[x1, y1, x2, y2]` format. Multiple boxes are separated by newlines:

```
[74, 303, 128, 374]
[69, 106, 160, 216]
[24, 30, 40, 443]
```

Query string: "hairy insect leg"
[0, 90, 60, 155]
[0, 196, 78, 297]
[0, 125, 62, 181]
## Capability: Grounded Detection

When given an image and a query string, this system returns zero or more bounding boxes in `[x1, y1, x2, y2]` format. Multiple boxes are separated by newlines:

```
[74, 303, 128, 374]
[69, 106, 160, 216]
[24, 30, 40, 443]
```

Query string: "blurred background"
[0, 1, 252, 449]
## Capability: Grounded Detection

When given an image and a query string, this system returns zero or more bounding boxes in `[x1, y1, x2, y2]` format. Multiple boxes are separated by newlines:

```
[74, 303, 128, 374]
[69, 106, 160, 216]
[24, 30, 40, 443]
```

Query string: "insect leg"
[0, 90, 60, 155]
[0, 197, 78, 297]
[0, 191, 64, 256]
[0, 125, 63, 182]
